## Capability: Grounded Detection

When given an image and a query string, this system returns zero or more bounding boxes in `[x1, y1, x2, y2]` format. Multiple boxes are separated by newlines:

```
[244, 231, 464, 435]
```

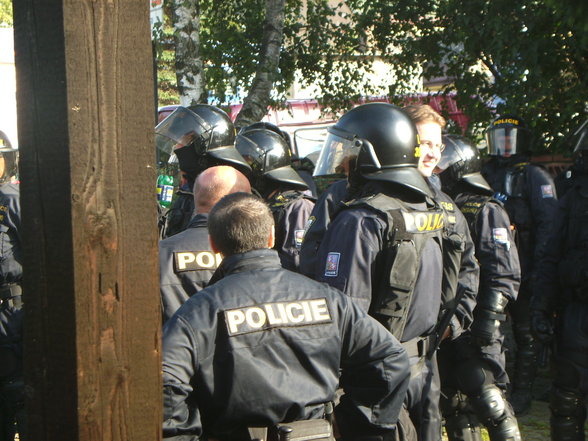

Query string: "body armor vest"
[489, 162, 534, 271]
[345, 193, 445, 337]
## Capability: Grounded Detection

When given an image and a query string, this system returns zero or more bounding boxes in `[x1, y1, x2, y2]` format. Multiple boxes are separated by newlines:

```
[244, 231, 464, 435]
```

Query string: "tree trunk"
[234, 0, 286, 129]
[172, 0, 207, 105]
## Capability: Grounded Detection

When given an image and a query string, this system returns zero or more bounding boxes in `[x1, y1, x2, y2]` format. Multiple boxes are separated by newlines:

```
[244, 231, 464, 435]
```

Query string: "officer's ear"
[209, 235, 223, 257]
[268, 224, 275, 249]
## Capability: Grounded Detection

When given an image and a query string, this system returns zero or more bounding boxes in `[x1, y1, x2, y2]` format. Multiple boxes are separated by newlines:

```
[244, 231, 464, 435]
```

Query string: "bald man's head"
[193, 166, 252, 214]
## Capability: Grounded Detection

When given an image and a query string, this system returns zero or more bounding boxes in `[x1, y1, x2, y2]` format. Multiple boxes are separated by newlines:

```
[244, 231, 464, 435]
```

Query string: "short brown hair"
[208, 193, 274, 256]
[402, 104, 446, 129]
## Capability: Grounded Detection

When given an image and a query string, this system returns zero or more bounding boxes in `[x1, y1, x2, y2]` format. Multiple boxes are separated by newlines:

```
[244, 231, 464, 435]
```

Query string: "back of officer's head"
[193, 165, 252, 214]
[208, 193, 274, 256]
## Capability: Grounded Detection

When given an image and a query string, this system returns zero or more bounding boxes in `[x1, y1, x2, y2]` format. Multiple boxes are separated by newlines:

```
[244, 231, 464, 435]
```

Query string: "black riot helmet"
[436, 134, 493, 195]
[314, 102, 431, 197]
[239, 121, 293, 151]
[235, 128, 308, 196]
[485, 115, 533, 157]
[155, 105, 251, 179]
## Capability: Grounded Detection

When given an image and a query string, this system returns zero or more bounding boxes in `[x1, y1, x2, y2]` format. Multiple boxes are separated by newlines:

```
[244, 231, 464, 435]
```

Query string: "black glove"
[469, 312, 500, 347]
[531, 310, 554, 344]
[469, 291, 508, 347]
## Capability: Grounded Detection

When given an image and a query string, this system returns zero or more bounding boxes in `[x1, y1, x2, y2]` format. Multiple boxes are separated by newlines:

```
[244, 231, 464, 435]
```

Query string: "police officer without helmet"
[481, 115, 558, 415]
[159, 165, 251, 323]
[436, 135, 523, 441]
[155, 105, 252, 238]
[162, 192, 411, 441]
[313, 103, 450, 441]
[0, 144, 25, 441]
[531, 118, 588, 441]
[402, 104, 480, 441]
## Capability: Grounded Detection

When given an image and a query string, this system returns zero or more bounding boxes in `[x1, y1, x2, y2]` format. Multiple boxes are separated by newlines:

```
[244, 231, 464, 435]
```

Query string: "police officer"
[155, 105, 252, 238]
[159, 165, 251, 323]
[163, 192, 413, 441]
[0, 145, 25, 441]
[530, 119, 588, 441]
[238, 121, 319, 197]
[313, 103, 450, 441]
[403, 104, 480, 441]
[481, 115, 558, 414]
[403, 104, 479, 344]
[436, 135, 522, 441]
[235, 128, 315, 272]
[554, 119, 588, 197]
[299, 138, 367, 278]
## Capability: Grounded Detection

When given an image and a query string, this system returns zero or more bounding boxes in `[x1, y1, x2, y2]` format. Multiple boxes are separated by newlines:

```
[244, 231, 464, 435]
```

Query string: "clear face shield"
[486, 126, 527, 157]
[155, 107, 214, 164]
[435, 141, 474, 173]
[313, 126, 362, 178]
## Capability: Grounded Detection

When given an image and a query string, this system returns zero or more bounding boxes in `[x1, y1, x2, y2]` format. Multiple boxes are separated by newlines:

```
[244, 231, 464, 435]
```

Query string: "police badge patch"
[541, 185, 554, 198]
[294, 230, 305, 249]
[324, 252, 340, 277]
[492, 228, 510, 249]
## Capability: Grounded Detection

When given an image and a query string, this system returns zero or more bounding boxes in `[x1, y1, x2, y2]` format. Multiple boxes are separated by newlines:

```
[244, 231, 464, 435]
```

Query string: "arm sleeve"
[162, 315, 202, 440]
[527, 166, 559, 274]
[450, 210, 480, 335]
[315, 211, 384, 313]
[336, 295, 410, 436]
[531, 194, 569, 313]
[475, 202, 521, 302]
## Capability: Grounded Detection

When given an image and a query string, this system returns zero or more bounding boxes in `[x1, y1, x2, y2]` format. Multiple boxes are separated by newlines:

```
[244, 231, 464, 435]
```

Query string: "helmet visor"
[155, 107, 213, 157]
[235, 134, 266, 173]
[571, 120, 588, 156]
[436, 139, 469, 173]
[486, 127, 527, 157]
[313, 127, 362, 177]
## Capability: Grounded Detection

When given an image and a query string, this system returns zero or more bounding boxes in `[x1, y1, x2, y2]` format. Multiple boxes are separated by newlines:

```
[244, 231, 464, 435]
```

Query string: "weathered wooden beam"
[13, 1, 161, 440]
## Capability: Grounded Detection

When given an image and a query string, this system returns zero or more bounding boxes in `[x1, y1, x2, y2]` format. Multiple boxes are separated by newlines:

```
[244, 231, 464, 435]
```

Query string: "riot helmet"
[0, 133, 17, 183]
[155, 105, 251, 179]
[235, 128, 308, 196]
[314, 103, 431, 197]
[437, 134, 492, 195]
[239, 121, 293, 150]
[485, 115, 533, 157]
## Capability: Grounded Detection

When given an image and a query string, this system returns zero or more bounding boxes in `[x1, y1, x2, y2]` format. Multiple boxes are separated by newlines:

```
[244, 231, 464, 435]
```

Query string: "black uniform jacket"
[300, 179, 349, 278]
[428, 184, 480, 337]
[454, 193, 521, 304]
[162, 249, 410, 440]
[269, 191, 315, 272]
[0, 183, 21, 285]
[159, 213, 220, 323]
[482, 158, 558, 279]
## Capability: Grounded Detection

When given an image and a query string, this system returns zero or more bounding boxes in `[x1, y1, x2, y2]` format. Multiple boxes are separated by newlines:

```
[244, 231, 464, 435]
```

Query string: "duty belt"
[401, 336, 431, 359]
[402, 336, 432, 379]
[0, 283, 22, 308]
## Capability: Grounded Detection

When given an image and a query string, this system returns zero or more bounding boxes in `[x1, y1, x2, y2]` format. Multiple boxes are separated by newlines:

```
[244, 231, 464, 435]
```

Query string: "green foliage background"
[0, 0, 12, 27]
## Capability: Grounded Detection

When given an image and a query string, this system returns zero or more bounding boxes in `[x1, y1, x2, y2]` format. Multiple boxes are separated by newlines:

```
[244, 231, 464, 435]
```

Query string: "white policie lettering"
[225, 298, 332, 335]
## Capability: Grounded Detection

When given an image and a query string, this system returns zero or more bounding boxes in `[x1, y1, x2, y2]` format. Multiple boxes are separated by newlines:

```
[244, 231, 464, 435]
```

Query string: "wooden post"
[13, 0, 161, 440]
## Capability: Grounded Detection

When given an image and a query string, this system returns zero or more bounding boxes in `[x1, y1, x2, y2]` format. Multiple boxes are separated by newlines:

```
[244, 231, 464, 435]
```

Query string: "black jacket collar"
[208, 249, 281, 285]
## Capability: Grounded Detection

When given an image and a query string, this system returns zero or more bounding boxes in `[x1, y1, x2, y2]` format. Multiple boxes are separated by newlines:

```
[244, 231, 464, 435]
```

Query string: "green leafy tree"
[0, 0, 13, 27]
[358, 0, 588, 152]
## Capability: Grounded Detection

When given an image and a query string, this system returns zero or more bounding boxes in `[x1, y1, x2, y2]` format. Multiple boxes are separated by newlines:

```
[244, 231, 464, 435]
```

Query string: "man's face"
[416, 121, 443, 177]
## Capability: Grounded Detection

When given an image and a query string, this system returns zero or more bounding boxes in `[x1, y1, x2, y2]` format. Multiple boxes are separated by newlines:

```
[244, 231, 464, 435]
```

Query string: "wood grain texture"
[14, 0, 161, 439]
